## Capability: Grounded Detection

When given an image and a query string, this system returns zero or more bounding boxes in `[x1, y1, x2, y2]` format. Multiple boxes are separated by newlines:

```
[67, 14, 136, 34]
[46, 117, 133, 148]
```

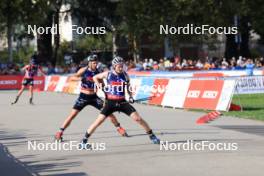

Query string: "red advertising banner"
[46, 76, 60, 91]
[0, 75, 23, 89]
[149, 78, 169, 105]
[183, 80, 224, 110]
[0, 75, 45, 90]
[193, 73, 224, 77]
[32, 76, 45, 91]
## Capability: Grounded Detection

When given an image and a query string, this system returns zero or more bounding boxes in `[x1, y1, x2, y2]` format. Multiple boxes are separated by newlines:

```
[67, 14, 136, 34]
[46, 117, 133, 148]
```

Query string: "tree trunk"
[52, 0, 63, 66]
[240, 16, 251, 58]
[112, 25, 117, 57]
[7, 16, 13, 62]
[133, 35, 138, 62]
[225, 16, 251, 60]
[225, 34, 238, 59]
[37, 13, 53, 65]
[53, 11, 60, 66]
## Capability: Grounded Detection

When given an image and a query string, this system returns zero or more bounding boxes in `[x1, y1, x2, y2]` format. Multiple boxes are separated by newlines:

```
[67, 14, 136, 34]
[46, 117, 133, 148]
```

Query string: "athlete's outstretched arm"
[69, 66, 87, 81]
[93, 71, 108, 89]
[38, 67, 46, 76]
[21, 65, 28, 71]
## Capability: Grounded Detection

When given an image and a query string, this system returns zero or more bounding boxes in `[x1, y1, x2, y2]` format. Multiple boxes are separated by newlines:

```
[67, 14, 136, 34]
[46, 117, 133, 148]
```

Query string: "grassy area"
[223, 94, 264, 121]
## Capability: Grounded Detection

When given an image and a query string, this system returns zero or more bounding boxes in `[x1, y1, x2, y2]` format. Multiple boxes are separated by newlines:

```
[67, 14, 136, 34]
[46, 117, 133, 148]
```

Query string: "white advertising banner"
[235, 76, 264, 94]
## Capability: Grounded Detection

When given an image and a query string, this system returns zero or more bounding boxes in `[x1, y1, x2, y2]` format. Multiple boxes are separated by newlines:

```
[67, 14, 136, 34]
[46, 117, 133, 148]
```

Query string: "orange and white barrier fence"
[5, 74, 264, 112]
[44, 75, 81, 94]
[44, 75, 236, 111]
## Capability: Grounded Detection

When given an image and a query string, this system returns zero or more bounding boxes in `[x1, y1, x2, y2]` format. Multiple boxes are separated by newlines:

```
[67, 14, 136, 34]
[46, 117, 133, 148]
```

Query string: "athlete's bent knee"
[131, 112, 142, 122]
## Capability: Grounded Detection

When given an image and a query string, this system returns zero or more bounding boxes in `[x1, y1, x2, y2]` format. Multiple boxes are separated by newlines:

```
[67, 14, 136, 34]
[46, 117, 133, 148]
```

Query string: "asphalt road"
[0, 90, 263, 176]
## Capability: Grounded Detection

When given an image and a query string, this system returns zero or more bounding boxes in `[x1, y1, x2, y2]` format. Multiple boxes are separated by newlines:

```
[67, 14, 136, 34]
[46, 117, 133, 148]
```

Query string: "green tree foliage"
[1, 0, 264, 64]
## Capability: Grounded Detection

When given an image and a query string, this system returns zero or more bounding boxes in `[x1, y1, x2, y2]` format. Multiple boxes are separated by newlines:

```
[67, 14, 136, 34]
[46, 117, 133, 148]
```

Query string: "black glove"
[128, 96, 134, 104]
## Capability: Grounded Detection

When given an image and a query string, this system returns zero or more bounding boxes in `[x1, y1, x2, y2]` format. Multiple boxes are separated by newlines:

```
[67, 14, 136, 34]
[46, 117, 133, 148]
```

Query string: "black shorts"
[73, 93, 104, 111]
[100, 99, 136, 117]
[22, 78, 34, 86]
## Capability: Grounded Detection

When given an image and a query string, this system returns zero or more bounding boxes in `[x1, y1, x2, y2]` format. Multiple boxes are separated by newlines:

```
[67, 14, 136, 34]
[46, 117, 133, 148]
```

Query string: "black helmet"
[87, 54, 98, 62]
[30, 55, 37, 65]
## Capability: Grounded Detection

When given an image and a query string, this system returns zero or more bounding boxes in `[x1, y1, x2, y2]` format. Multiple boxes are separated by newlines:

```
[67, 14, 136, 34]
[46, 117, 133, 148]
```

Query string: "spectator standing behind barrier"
[196, 59, 204, 69]
[153, 61, 159, 70]
[135, 61, 144, 71]
[245, 59, 255, 76]
[181, 59, 188, 68]
[47, 63, 56, 75]
[237, 56, 245, 68]
[203, 61, 212, 70]
[143, 59, 149, 70]
[143, 58, 152, 70]
[221, 58, 229, 70]
[230, 59, 237, 70]
[164, 57, 171, 70]
[158, 58, 166, 70]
